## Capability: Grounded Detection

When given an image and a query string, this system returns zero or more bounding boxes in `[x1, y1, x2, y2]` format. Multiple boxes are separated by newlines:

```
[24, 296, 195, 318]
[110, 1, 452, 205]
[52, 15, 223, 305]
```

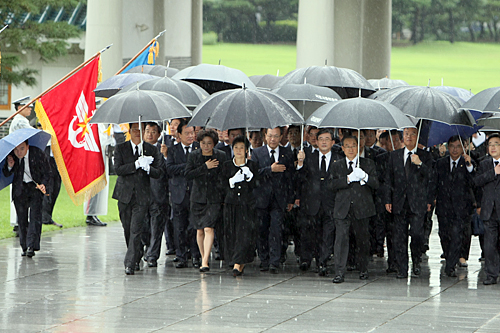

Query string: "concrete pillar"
[362, 0, 392, 79]
[333, 0, 364, 73]
[191, 0, 203, 65]
[84, 0, 123, 80]
[153, 0, 166, 66]
[296, 0, 335, 68]
[164, 0, 192, 69]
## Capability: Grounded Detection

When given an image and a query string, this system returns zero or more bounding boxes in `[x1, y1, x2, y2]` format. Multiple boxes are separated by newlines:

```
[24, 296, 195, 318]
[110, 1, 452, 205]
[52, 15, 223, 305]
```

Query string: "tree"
[0, 0, 81, 87]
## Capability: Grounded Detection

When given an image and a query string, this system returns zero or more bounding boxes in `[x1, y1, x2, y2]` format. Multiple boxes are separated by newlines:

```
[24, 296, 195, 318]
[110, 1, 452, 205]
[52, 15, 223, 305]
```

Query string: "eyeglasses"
[404, 133, 417, 137]
[489, 143, 500, 147]
[266, 134, 281, 139]
[344, 145, 357, 149]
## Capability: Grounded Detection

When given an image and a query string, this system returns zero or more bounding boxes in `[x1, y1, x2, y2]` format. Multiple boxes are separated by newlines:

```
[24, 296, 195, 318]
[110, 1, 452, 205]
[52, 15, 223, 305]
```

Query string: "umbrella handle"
[389, 130, 395, 151]
[357, 129, 360, 168]
[139, 115, 144, 157]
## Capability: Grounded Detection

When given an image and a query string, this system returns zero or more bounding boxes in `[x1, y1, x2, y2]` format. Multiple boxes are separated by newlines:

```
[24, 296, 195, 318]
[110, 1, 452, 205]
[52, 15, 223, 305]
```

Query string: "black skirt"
[223, 202, 257, 266]
[190, 202, 222, 229]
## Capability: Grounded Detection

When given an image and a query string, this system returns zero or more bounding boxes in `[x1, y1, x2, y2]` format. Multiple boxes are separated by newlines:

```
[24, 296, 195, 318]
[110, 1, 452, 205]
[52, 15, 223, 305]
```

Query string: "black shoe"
[440, 253, 446, 259]
[147, 259, 157, 267]
[192, 258, 201, 269]
[483, 277, 498, 285]
[318, 267, 328, 277]
[134, 263, 141, 271]
[422, 244, 429, 253]
[359, 272, 369, 280]
[446, 269, 457, 277]
[396, 272, 408, 279]
[86, 216, 107, 226]
[269, 265, 279, 274]
[412, 263, 421, 276]
[200, 266, 210, 273]
[165, 249, 176, 255]
[175, 261, 187, 268]
[232, 268, 243, 277]
[13, 226, 19, 237]
[44, 220, 63, 228]
[26, 248, 35, 258]
[299, 262, 309, 271]
[260, 263, 269, 272]
[458, 261, 468, 268]
[173, 257, 180, 263]
[386, 266, 398, 274]
[125, 267, 134, 275]
[21, 251, 26, 257]
[332, 275, 344, 283]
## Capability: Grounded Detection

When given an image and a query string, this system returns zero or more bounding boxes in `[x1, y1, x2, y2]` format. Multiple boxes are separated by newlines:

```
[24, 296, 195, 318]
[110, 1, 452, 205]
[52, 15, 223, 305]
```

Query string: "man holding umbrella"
[112, 122, 164, 275]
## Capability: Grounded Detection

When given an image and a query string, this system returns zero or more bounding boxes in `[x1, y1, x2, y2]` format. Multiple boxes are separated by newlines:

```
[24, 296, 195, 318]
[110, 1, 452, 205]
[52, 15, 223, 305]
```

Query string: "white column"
[164, 0, 192, 69]
[362, 0, 392, 79]
[296, 0, 335, 68]
[191, 0, 203, 66]
[154, 0, 166, 66]
[84, 0, 123, 80]
[333, 0, 364, 73]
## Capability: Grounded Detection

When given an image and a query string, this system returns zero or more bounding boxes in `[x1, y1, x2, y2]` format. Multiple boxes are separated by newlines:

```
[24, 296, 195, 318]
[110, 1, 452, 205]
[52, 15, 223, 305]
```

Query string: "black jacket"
[474, 156, 500, 221]
[166, 142, 200, 205]
[221, 159, 260, 206]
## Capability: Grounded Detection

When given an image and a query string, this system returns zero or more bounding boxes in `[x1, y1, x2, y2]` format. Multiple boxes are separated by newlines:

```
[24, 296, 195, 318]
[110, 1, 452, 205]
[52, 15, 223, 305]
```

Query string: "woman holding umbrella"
[185, 129, 227, 272]
[221, 135, 260, 276]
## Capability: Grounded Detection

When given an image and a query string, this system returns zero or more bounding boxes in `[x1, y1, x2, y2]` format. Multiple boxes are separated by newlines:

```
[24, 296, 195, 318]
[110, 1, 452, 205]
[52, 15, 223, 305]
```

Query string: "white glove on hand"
[240, 166, 253, 181]
[229, 170, 246, 188]
[348, 171, 360, 183]
[353, 167, 367, 180]
[141, 163, 151, 174]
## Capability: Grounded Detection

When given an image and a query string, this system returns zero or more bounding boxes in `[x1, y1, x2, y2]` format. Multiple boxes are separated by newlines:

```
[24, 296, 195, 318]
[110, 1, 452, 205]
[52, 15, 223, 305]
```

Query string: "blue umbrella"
[0, 128, 52, 191]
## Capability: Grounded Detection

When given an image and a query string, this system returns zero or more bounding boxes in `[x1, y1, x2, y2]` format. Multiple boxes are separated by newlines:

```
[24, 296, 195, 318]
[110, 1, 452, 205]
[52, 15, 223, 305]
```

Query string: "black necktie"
[185, 146, 190, 157]
[452, 161, 457, 173]
[405, 152, 412, 178]
[321, 155, 326, 174]
[495, 161, 499, 167]
[293, 148, 298, 160]
[19, 157, 25, 180]
[134, 146, 139, 159]
[348, 161, 353, 173]
[270, 150, 276, 164]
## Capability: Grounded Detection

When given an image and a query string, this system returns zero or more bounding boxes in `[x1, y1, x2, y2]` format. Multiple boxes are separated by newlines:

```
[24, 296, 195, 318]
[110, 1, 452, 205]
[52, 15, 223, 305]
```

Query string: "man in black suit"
[252, 127, 295, 273]
[384, 127, 434, 279]
[474, 133, 500, 285]
[166, 119, 201, 268]
[330, 135, 379, 283]
[142, 122, 170, 268]
[112, 123, 163, 275]
[365, 129, 386, 156]
[432, 135, 475, 277]
[215, 128, 244, 160]
[248, 130, 264, 157]
[3, 140, 51, 257]
[296, 129, 341, 274]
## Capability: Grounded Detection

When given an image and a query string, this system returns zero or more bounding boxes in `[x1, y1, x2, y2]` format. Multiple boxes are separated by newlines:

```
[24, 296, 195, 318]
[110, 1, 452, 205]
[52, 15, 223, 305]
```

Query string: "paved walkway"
[0, 219, 498, 333]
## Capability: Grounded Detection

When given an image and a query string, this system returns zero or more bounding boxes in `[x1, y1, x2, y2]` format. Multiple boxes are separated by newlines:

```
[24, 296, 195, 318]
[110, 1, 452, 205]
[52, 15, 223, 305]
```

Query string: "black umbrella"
[172, 63, 256, 94]
[188, 87, 303, 130]
[94, 73, 156, 98]
[126, 64, 179, 77]
[250, 74, 282, 89]
[90, 89, 191, 125]
[275, 65, 375, 99]
[460, 86, 500, 112]
[368, 78, 409, 90]
[119, 76, 209, 109]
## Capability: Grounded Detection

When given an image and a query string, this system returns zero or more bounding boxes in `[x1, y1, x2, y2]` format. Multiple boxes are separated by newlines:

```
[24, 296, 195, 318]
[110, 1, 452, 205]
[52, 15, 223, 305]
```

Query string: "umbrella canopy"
[306, 98, 415, 130]
[461, 86, 500, 112]
[371, 85, 475, 126]
[94, 73, 156, 98]
[249, 74, 282, 89]
[119, 76, 209, 109]
[368, 78, 409, 90]
[477, 113, 500, 130]
[172, 63, 256, 94]
[188, 87, 304, 131]
[126, 65, 179, 77]
[90, 89, 191, 125]
[0, 128, 52, 191]
[272, 83, 341, 120]
[275, 65, 375, 99]
[431, 86, 474, 104]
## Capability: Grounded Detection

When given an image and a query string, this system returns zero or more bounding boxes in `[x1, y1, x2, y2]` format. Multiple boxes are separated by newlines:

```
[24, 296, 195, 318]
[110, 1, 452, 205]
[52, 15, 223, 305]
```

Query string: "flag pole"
[114, 30, 166, 75]
[0, 44, 113, 128]
[0, 25, 8, 34]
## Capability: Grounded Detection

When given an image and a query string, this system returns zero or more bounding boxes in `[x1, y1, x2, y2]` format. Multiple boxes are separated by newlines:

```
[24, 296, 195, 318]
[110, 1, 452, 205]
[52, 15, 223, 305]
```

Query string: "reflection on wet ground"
[0, 218, 497, 332]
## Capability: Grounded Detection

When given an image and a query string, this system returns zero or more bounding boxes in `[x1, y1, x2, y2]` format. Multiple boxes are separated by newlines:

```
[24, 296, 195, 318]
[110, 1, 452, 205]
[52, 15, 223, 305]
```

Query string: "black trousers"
[334, 208, 370, 277]
[118, 195, 148, 268]
[282, 206, 301, 257]
[484, 209, 500, 280]
[301, 205, 334, 267]
[257, 197, 284, 268]
[145, 201, 169, 261]
[393, 200, 424, 274]
[14, 182, 43, 252]
[438, 214, 464, 273]
[164, 208, 176, 252]
[42, 156, 61, 223]
[172, 195, 200, 263]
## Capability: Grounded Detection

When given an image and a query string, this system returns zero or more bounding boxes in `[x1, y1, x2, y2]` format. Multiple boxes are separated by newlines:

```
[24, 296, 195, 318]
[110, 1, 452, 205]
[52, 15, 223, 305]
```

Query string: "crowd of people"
[111, 116, 500, 286]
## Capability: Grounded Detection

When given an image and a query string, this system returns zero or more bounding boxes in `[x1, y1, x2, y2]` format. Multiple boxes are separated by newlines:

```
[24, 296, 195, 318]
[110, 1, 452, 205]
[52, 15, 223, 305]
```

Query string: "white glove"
[229, 170, 245, 188]
[141, 163, 150, 174]
[240, 166, 253, 181]
[136, 155, 153, 168]
[348, 171, 360, 183]
[353, 167, 367, 180]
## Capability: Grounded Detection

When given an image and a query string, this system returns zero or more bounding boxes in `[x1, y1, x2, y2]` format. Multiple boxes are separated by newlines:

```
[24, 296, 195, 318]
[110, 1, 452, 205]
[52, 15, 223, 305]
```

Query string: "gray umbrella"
[477, 113, 500, 129]
[173, 63, 256, 94]
[460, 86, 500, 112]
[126, 64, 179, 77]
[368, 78, 409, 90]
[188, 87, 303, 130]
[90, 89, 191, 125]
[275, 65, 375, 99]
[250, 74, 282, 89]
[94, 73, 156, 98]
[119, 76, 209, 109]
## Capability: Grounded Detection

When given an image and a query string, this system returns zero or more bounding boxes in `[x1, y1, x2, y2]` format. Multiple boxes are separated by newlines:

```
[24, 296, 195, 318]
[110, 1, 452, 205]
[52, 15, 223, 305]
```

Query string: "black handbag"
[472, 212, 485, 236]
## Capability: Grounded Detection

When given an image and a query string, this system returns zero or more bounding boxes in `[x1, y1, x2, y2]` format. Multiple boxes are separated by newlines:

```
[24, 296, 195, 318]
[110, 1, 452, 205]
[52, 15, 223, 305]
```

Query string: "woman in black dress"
[221, 135, 260, 276]
[185, 129, 227, 272]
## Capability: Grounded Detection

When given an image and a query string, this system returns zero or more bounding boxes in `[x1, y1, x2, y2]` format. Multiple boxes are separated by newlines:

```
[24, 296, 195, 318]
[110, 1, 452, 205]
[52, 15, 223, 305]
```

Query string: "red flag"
[35, 56, 106, 205]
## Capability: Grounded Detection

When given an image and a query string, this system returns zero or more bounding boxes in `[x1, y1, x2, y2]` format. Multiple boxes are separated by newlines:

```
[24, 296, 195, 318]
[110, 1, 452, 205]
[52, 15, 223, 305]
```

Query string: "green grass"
[203, 41, 500, 94]
[0, 176, 119, 240]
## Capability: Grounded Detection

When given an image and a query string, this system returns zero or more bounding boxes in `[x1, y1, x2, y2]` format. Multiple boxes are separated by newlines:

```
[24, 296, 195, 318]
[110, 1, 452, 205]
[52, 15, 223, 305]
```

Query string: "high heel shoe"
[200, 266, 210, 272]
[233, 268, 243, 277]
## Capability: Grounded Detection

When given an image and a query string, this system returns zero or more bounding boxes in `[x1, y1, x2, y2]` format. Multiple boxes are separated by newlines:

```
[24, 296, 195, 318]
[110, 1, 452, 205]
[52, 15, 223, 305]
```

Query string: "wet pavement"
[0, 219, 498, 333]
